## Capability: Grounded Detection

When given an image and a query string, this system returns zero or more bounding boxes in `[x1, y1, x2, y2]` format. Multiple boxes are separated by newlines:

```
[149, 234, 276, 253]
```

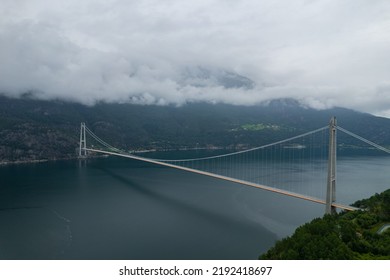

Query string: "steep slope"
[260, 189, 390, 260]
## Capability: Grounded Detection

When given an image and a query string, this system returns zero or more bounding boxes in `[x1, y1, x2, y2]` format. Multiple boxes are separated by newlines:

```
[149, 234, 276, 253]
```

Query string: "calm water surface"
[0, 154, 389, 259]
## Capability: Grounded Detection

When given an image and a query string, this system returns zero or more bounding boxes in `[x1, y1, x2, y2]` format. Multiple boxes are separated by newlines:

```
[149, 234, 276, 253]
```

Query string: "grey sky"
[1, 0, 390, 116]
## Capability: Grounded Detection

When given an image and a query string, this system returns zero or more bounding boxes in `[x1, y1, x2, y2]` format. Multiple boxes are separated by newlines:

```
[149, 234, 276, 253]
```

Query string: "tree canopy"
[260, 189, 390, 260]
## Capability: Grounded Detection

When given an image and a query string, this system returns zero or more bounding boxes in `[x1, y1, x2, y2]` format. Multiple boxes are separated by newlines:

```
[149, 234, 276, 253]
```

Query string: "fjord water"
[0, 154, 389, 259]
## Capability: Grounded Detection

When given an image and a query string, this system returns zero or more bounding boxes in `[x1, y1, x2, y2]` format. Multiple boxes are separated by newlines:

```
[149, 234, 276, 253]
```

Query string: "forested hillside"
[1, 95, 390, 163]
[260, 189, 390, 259]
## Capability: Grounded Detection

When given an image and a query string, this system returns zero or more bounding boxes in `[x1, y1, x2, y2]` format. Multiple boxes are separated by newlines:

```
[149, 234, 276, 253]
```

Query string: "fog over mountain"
[1, 0, 390, 116]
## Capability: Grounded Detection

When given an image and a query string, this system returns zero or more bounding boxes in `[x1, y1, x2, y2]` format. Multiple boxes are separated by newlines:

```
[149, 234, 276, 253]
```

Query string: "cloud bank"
[1, 0, 390, 116]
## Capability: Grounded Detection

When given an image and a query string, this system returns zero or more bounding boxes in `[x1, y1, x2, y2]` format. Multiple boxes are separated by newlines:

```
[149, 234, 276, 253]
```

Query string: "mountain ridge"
[1, 95, 390, 163]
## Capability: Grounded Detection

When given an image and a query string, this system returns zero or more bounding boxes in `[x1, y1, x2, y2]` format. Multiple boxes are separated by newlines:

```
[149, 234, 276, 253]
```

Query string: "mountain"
[180, 66, 255, 89]
[1, 95, 390, 163]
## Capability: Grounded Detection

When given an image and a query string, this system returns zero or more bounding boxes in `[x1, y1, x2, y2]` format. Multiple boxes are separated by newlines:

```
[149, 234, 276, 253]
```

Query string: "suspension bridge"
[78, 117, 390, 214]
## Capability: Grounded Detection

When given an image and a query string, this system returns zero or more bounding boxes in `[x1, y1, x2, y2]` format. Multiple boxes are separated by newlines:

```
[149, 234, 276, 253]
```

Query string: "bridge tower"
[326, 117, 337, 214]
[79, 122, 87, 158]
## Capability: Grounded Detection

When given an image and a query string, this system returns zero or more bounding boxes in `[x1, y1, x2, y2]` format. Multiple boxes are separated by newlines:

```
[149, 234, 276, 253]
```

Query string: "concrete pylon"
[79, 122, 87, 158]
[325, 117, 337, 214]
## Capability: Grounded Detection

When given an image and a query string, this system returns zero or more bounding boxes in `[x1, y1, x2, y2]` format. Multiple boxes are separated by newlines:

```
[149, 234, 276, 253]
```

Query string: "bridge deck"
[85, 148, 358, 212]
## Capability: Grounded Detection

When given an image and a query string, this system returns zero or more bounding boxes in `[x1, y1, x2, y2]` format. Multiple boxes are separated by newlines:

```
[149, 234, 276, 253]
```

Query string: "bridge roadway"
[85, 148, 359, 212]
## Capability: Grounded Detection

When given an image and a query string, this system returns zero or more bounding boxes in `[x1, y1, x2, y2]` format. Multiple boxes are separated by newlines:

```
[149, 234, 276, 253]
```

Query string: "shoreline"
[0, 156, 90, 166]
[0, 146, 233, 166]
[0, 159, 51, 166]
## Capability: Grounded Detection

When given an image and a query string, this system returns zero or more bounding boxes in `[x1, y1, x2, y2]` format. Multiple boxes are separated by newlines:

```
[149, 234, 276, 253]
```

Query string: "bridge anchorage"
[78, 117, 390, 214]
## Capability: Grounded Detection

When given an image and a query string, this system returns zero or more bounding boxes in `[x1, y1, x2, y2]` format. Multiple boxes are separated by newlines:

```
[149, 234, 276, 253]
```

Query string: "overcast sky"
[1, 0, 390, 116]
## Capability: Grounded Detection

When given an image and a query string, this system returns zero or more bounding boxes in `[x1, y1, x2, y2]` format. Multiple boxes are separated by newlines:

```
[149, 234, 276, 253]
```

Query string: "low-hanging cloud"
[1, 0, 390, 116]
